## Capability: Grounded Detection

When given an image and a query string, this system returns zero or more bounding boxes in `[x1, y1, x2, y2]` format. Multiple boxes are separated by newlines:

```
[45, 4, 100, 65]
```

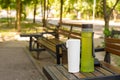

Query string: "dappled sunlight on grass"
[0, 18, 43, 33]
[0, 18, 43, 42]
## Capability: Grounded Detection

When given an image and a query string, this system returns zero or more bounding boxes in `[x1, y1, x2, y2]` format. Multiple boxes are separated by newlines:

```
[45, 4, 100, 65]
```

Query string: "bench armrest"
[95, 47, 105, 52]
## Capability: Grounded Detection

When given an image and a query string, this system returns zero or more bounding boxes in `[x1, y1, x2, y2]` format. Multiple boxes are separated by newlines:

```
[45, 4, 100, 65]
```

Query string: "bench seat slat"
[100, 61, 120, 74]
[46, 38, 64, 44]
[81, 72, 95, 78]
[38, 38, 56, 52]
[43, 66, 58, 80]
[48, 66, 69, 80]
[95, 67, 113, 76]
[38, 38, 64, 54]
[56, 66, 79, 79]
[91, 68, 104, 77]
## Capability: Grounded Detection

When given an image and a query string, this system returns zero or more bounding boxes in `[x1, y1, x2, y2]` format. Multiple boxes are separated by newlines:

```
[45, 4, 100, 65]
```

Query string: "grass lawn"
[0, 18, 43, 34]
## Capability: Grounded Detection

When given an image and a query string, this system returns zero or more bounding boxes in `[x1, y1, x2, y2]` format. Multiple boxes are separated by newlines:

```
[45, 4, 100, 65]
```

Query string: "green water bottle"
[80, 24, 94, 72]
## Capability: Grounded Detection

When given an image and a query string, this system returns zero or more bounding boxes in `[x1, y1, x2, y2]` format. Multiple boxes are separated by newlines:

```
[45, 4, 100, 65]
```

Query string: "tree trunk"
[103, 0, 119, 29]
[43, 0, 47, 27]
[104, 17, 110, 28]
[59, 0, 63, 27]
[33, 4, 37, 23]
[16, 0, 21, 32]
[33, 0, 37, 23]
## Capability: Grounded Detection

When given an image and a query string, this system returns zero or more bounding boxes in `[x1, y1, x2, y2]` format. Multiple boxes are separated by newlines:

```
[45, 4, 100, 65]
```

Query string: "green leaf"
[103, 27, 111, 37]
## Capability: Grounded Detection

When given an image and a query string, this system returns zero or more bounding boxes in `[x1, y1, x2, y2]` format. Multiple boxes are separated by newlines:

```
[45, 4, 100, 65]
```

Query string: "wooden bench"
[35, 22, 88, 64]
[103, 30, 120, 63]
[43, 30, 120, 80]
[104, 37, 120, 63]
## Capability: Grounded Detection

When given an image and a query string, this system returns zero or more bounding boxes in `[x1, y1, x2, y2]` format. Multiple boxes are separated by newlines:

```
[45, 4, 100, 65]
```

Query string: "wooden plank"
[105, 47, 120, 56]
[95, 66, 113, 76]
[74, 73, 86, 79]
[70, 31, 81, 36]
[63, 65, 86, 79]
[38, 38, 56, 52]
[43, 66, 58, 80]
[48, 66, 69, 80]
[46, 26, 56, 31]
[59, 29, 71, 33]
[91, 68, 104, 77]
[69, 34, 81, 39]
[80, 72, 95, 78]
[101, 61, 120, 74]
[58, 29, 81, 39]
[58, 31, 69, 37]
[105, 38, 120, 43]
[64, 65, 105, 78]
[61, 22, 82, 27]
[56, 66, 79, 79]
[47, 38, 63, 44]
[39, 38, 56, 46]
[105, 42, 120, 50]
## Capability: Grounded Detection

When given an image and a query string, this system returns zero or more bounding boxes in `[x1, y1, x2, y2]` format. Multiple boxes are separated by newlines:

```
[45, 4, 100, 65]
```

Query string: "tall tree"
[0, 0, 16, 26]
[103, 0, 120, 37]
[16, 0, 21, 32]
[43, 0, 46, 27]
[59, 0, 63, 27]
[33, 0, 38, 23]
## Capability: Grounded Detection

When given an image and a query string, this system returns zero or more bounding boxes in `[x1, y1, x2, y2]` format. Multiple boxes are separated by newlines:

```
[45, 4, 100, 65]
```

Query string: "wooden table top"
[43, 61, 120, 80]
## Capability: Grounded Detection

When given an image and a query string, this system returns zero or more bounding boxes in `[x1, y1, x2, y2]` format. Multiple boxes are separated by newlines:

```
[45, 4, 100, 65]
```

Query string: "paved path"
[0, 41, 46, 80]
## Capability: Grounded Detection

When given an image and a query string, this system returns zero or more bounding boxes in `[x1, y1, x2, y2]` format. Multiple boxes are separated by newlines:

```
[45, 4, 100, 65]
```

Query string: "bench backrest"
[104, 30, 120, 63]
[43, 23, 57, 33]
[44, 22, 82, 40]
[105, 38, 120, 56]
[58, 22, 82, 39]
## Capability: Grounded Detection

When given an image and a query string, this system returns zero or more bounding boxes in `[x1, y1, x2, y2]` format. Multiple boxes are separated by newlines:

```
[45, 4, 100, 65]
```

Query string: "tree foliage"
[0, 0, 120, 32]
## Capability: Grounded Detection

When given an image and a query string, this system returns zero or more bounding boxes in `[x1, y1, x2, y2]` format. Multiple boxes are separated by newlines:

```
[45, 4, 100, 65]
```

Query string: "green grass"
[0, 18, 43, 33]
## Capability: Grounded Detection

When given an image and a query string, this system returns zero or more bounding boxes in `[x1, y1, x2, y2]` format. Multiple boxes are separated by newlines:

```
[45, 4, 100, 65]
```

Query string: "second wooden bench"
[35, 23, 93, 64]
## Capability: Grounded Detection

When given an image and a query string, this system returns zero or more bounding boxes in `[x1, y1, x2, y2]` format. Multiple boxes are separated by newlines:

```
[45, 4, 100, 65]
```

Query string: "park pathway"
[0, 40, 47, 80]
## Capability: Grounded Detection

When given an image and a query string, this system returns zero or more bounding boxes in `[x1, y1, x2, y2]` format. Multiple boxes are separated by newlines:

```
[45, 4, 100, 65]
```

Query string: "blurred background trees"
[0, 0, 120, 32]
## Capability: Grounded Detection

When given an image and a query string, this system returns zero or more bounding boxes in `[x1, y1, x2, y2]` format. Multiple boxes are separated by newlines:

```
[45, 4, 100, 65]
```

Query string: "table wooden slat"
[48, 66, 69, 80]
[56, 66, 78, 79]
[91, 68, 104, 77]
[95, 67, 113, 76]
[101, 61, 120, 74]
[43, 66, 58, 80]
[43, 61, 120, 80]
[81, 72, 95, 78]
[74, 73, 86, 79]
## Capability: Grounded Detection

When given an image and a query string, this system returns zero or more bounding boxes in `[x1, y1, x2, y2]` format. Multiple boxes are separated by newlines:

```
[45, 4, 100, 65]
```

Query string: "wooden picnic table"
[43, 61, 120, 80]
